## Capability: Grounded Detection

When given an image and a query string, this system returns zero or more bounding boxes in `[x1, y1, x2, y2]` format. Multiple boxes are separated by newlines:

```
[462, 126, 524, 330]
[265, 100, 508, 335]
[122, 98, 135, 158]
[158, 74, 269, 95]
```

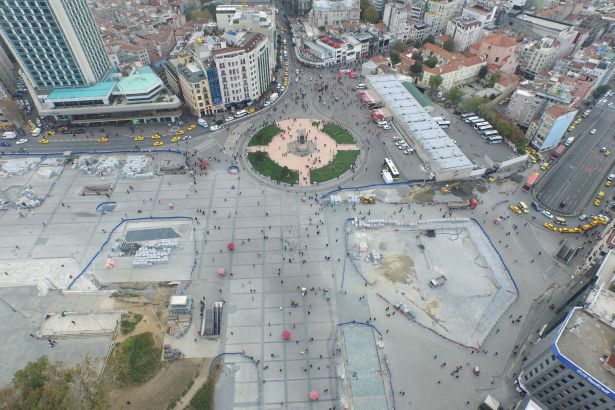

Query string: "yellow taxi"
[594, 216, 608, 225]
[175, 129, 185, 136]
[58, 126, 69, 132]
[543, 222, 557, 231]
[559, 227, 580, 233]
[151, 133, 161, 139]
[134, 135, 145, 141]
[45, 130, 55, 136]
[581, 224, 593, 231]
[153, 141, 164, 147]
[38, 138, 49, 144]
[594, 198, 602, 207]
[170, 136, 181, 143]
[518, 201, 529, 214]
[487, 176, 496, 183]
[188, 124, 197, 131]
[509, 204, 522, 214]
[97, 137, 109, 143]
[568, 125, 575, 131]
[605, 150, 611, 157]
[247, 107, 256, 114]
[540, 162, 549, 170]
[606, 180, 612, 187]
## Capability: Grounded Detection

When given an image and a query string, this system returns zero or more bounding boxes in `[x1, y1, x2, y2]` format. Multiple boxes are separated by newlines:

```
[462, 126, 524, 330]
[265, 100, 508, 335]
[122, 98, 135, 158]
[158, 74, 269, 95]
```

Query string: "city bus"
[487, 135, 503, 144]
[461, 112, 475, 119]
[482, 130, 499, 137]
[478, 124, 494, 132]
[473, 122, 489, 128]
[470, 117, 486, 124]
[522, 172, 540, 192]
[464, 116, 480, 123]
[437, 120, 451, 128]
[383, 157, 400, 180]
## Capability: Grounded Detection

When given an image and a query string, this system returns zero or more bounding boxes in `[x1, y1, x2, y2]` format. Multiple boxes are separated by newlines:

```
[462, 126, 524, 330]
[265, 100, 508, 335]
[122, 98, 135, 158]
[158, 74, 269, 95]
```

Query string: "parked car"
[210, 125, 222, 131]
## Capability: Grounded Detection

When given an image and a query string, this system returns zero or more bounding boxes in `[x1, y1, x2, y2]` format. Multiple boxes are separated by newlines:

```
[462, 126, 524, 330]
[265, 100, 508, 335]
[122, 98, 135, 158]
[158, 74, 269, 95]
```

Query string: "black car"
[74, 128, 85, 134]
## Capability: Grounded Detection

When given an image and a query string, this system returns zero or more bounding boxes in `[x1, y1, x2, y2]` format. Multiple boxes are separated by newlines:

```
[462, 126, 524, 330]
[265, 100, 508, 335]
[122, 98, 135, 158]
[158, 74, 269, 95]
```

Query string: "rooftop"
[47, 82, 116, 101]
[515, 13, 573, 32]
[553, 308, 615, 396]
[116, 67, 163, 94]
[545, 104, 571, 119]
[482, 33, 518, 48]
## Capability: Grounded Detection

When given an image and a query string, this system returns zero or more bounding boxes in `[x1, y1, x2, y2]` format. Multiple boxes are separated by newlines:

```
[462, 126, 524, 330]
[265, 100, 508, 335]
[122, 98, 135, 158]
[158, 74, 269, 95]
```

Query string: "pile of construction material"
[167, 311, 192, 338]
[0, 158, 41, 176]
[121, 156, 153, 179]
[163, 345, 184, 360]
[132, 239, 178, 267]
[15, 186, 44, 208]
[74, 156, 122, 175]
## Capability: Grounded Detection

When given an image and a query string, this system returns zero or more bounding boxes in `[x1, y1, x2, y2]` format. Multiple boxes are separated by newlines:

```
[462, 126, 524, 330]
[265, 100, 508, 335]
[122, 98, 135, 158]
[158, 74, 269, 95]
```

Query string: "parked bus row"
[460, 112, 502, 144]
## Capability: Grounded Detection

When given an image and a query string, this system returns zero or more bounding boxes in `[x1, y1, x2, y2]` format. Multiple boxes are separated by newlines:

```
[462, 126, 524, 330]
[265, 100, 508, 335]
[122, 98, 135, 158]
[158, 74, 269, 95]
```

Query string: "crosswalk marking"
[193, 138, 218, 153]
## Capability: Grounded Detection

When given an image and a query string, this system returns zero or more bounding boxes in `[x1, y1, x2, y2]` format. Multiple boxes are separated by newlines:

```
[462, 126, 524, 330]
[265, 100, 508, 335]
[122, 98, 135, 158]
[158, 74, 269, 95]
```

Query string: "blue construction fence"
[67, 216, 196, 289]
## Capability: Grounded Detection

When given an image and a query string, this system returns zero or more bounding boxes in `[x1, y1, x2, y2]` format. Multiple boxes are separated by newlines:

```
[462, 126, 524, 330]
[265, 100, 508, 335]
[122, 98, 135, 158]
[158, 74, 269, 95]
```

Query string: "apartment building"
[420, 42, 486, 90]
[445, 16, 482, 52]
[424, 0, 463, 35]
[309, 0, 361, 27]
[468, 33, 517, 75]
[505, 89, 543, 128]
[517, 37, 557, 79]
[383, 2, 411, 41]
[526, 104, 576, 150]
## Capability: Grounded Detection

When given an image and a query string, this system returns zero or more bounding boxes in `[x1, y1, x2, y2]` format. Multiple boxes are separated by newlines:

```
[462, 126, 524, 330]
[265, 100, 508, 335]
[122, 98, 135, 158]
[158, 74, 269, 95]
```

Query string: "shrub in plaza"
[310, 150, 359, 183]
[248, 152, 299, 185]
[111, 332, 161, 386]
[321, 123, 356, 144]
[248, 124, 282, 146]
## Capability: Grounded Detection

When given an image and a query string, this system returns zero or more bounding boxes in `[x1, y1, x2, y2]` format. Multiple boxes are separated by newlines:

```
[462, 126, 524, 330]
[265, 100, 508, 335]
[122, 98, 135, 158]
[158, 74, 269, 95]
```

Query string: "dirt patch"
[371, 254, 414, 284]
[402, 185, 434, 203]
[107, 358, 206, 410]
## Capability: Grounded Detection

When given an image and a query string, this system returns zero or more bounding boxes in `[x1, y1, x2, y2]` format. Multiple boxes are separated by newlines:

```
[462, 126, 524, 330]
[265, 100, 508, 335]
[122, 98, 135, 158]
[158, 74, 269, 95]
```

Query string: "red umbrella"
[282, 330, 291, 340]
[309, 390, 319, 401]
[227, 242, 236, 251]
[469, 198, 478, 209]
[217, 268, 226, 276]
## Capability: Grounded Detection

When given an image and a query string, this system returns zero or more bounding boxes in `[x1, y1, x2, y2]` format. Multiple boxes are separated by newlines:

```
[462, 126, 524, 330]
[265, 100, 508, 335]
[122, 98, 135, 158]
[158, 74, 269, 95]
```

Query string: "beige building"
[517, 37, 557, 79]
[309, 0, 360, 27]
[383, 2, 411, 41]
[425, 0, 463, 35]
[505, 89, 543, 128]
[445, 16, 482, 52]
[420, 43, 486, 90]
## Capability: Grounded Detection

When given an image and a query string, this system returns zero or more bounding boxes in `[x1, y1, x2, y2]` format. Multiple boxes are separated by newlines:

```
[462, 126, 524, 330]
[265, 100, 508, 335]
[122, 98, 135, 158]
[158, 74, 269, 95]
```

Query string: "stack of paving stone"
[163, 345, 184, 360]
[132, 239, 178, 267]
[15, 186, 42, 208]
[121, 156, 153, 179]
[74, 156, 122, 175]
[167, 312, 192, 338]
[0, 158, 41, 176]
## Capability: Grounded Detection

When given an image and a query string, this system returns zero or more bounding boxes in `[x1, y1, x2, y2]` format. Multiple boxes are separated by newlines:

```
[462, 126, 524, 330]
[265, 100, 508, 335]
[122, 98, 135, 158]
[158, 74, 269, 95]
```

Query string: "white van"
[487, 136, 503, 144]
[355, 84, 367, 90]
[234, 110, 247, 118]
[31, 128, 41, 137]
[1, 131, 17, 139]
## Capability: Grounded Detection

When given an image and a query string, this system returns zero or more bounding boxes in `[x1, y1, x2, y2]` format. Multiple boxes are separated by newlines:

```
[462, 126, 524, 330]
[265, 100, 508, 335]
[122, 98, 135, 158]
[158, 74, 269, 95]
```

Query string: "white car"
[382, 124, 391, 130]
[542, 210, 554, 219]
[16, 138, 27, 145]
[404, 148, 414, 154]
[377, 121, 388, 127]
[182, 135, 192, 141]
[398, 145, 405, 150]
[591, 129, 597, 134]
[225, 116, 234, 122]
[210, 125, 222, 131]
[264, 101, 271, 107]
[600, 146, 606, 152]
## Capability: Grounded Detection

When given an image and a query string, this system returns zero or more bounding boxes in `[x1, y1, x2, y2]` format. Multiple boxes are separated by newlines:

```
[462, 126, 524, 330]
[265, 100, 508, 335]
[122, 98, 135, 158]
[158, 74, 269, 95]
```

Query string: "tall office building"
[0, 0, 111, 91]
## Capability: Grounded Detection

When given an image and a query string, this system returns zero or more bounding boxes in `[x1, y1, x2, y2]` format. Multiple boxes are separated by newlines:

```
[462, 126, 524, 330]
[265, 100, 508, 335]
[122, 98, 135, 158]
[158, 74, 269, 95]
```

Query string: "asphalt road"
[534, 96, 615, 215]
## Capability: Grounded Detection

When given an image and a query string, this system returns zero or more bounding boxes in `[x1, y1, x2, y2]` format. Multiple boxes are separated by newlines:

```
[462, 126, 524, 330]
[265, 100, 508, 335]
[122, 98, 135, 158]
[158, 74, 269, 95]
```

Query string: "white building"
[461, 5, 496, 28]
[424, 0, 463, 35]
[517, 37, 557, 79]
[383, 2, 411, 41]
[309, 0, 361, 27]
[445, 17, 482, 52]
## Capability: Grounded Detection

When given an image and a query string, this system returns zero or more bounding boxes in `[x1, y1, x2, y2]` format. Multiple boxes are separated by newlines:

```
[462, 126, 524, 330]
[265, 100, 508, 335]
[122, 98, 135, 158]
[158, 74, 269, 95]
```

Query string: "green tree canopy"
[410, 61, 423, 77]
[362, 5, 380, 23]
[460, 96, 486, 113]
[429, 75, 443, 92]
[486, 71, 501, 88]
[442, 38, 455, 52]
[478, 65, 488, 79]
[424, 54, 438, 68]
[592, 85, 610, 100]
[393, 40, 407, 53]
[445, 86, 463, 106]
[389, 50, 400, 65]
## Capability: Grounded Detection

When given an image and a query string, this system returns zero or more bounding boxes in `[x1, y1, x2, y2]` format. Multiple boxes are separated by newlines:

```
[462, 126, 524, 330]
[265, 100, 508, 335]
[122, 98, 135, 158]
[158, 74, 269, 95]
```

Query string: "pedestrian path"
[193, 138, 219, 153]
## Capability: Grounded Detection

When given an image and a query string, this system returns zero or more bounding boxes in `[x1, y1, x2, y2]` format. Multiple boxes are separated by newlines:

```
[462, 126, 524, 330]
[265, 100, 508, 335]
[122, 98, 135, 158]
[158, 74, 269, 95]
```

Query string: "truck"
[564, 136, 575, 147]
[381, 169, 393, 184]
[550, 144, 566, 161]
[197, 118, 208, 128]
[1, 131, 17, 139]
[446, 198, 478, 209]
[269, 92, 279, 102]
[429, 275, 447, 288]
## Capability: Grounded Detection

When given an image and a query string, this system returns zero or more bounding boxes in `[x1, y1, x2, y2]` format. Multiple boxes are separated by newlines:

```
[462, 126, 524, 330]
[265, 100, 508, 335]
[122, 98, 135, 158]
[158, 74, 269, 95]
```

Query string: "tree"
[429, 75, 443, 92]
[0, 357, 108, 410]
[592, 85, 610, 101]
[186, 8, 212, 22]
[389, 50, 400, 65]
[393, 40, 407, 53]
[410, 61, 423, 77]
[460, 96, 486, 113]
[362, 5, 379, 23]
[424, 54, 438, 68]
[445, 86, 463, 106]
[253, 151, 266, 163]
[486, 71, 501, 88]
[442, 38, 455, 52]
[478, 65, 488, 80]
[281, 166, 291, 178]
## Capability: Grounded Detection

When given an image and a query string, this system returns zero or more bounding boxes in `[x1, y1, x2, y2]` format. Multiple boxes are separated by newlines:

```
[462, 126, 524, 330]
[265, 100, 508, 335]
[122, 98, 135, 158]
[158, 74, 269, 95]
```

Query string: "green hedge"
[248, 151, 299, 184]
[322, 123, 355, 144]
[310, 150, 359, 183]
[248, 124, 282, 146]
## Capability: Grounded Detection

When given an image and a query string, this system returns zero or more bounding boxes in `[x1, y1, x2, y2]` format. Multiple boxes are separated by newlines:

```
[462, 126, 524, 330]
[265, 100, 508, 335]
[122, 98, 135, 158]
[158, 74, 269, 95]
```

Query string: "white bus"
[437, 120, 451, 129]
[383, 157, 400, 180]
[464, 116, 479, 123]
[478, 124, 493, 131]
[487, 136, 503, 144]
[482, 130, 499, 137]
[470, 117, 486, 124]
[473, 121, 489, 128]
[460, 112, 475, 119]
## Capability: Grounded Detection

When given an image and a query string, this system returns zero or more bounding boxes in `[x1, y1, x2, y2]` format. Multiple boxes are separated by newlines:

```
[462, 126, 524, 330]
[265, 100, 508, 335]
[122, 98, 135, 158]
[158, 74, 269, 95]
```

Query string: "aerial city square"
[0, 0, 614, 409]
